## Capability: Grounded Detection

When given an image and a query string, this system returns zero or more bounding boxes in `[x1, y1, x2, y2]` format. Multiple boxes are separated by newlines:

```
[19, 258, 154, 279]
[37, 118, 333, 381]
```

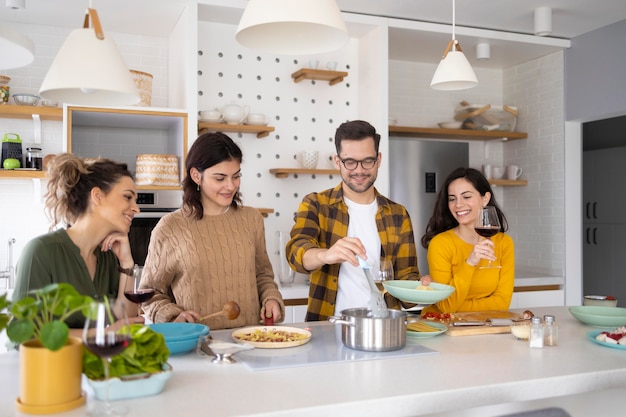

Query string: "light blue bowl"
[569, 306, 626, 327]
[87, 363, 172, 401]
[383, 280, 455, 305]
[148, 323, 209, 355]
[148, 323, 209, 342]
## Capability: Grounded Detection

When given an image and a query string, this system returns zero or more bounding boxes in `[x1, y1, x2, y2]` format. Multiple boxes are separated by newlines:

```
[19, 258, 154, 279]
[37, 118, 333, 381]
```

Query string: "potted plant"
[3, 283, 94, 414]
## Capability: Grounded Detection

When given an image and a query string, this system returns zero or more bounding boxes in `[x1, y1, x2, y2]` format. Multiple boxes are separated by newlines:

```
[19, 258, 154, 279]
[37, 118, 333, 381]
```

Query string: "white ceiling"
[2, 0, 626, 69]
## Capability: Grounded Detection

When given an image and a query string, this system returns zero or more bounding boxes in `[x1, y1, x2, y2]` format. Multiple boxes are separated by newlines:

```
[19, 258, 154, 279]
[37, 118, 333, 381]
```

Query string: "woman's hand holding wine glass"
[123, 265, 155, 305]
[83, 298, 131, 417]
[474, 206, 502, 269]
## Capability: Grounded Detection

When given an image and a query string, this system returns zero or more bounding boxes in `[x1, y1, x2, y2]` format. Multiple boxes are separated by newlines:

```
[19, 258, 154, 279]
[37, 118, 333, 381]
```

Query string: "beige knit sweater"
[141, 206, 284, 329]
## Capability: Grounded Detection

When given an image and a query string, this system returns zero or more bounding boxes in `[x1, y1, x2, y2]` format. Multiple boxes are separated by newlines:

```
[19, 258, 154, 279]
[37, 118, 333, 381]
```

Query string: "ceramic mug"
[483, 164, 492, 179]
[297, 151, 319, 169]
[507, 165, 523, 180]
[492, 166, 505, 179]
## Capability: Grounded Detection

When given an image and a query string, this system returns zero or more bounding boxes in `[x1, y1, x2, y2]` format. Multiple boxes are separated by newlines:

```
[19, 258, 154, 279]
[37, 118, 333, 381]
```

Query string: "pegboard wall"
[198, 22, 360, 269]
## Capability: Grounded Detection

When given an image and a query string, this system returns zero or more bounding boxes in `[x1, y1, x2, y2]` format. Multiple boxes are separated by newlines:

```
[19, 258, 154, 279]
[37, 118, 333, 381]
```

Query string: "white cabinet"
[510, 290, 564, 309]
[283, 305, 307, 324]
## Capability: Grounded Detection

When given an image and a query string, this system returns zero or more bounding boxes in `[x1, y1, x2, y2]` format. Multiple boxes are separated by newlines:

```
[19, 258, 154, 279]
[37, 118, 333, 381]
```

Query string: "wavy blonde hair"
[44, 153, 133, 229]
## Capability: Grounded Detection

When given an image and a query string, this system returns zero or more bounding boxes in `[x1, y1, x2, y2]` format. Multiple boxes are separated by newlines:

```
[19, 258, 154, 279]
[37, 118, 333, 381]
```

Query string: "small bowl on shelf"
[40, 99, 59, 108]
[13, 93, 40, 106]
[438, 121, 463, 129]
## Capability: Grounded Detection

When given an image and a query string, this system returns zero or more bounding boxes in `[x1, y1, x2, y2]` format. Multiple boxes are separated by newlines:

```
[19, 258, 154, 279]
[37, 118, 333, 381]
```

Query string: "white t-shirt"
[334, 196, 381, 314]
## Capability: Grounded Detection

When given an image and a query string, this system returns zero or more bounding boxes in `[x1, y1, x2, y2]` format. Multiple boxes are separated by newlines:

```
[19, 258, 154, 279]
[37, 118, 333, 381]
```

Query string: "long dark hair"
[182, 132, 243, 220]
[421, 167, 508, 248]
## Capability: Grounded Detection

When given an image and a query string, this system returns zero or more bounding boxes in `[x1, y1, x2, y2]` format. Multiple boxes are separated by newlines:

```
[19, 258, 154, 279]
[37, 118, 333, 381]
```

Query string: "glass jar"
[529, 316, 544, 348]
[543, 315, 558, 346]
[25, 147, 43, 170]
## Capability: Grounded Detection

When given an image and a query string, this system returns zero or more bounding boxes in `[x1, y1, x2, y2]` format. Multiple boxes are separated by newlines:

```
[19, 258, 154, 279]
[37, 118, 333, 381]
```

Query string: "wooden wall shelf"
[0, 169, 46, 179]
[489, 179, 528, 186]
[198, 122, 274, 138]
[291, 68, 348, 86]
[388, 126, 527, 141]
[0, 104, 62, 121]
[256, 208, 274, 218]
[270, 168, 340, 178]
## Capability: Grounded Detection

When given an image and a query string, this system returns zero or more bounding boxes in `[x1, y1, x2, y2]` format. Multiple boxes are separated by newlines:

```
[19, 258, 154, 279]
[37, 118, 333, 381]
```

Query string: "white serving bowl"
[583, 295, 618, 307]
[87, 363, 172, 401]
[438, 121, 462, 129]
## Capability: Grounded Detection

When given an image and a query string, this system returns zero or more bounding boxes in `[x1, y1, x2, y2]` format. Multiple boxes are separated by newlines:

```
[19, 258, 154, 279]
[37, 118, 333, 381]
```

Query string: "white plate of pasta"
[231, 326, 312, 349]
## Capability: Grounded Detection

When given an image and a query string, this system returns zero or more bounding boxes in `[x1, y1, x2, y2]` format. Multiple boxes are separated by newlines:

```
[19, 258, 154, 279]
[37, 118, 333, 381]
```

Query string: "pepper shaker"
[543, 315, 558, 346]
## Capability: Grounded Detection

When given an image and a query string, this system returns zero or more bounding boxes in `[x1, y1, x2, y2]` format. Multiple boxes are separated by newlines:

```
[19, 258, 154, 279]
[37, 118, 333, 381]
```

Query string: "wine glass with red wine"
[82, 299, 131, 417]
[474, 206, 502, 269]
[124, 265, 155, 305]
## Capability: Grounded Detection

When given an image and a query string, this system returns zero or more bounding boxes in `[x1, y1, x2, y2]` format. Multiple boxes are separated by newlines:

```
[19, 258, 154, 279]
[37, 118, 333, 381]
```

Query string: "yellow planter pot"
[16, 336, 86, 414]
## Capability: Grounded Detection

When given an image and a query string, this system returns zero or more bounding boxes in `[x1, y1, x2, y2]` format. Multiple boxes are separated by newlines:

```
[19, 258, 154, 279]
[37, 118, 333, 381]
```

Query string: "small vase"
[16, 336, 86, 414]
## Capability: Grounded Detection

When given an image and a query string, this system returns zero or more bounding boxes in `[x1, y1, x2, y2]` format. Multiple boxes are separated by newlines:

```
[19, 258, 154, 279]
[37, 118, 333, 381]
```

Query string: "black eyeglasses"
[338, 156, 378, 171]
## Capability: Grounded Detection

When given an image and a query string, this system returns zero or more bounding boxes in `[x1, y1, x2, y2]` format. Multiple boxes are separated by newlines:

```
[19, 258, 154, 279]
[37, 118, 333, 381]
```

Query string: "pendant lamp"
[236, 0, 349, 55]
[39, 8, 139, 106]
[430, 0, 477, 91]
[0, 27, 34, 69]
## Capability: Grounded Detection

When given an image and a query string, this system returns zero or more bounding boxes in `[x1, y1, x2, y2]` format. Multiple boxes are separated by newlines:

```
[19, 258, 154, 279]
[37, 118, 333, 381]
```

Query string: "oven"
[129, 190, 182, 266]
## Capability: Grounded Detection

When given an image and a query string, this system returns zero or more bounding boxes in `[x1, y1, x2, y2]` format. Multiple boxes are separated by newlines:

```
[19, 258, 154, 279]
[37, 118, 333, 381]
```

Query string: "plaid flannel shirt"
[286, 183, 420, 321]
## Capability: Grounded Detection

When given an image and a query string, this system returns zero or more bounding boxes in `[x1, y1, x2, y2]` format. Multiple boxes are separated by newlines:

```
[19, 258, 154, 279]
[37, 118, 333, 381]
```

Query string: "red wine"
[475, 226, 499, 238]
[84, 335, 130, 358]
[124, 289, 155, 304]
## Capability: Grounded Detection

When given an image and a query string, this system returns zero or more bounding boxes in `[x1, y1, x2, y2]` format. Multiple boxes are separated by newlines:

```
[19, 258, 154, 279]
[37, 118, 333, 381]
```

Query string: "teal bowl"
[382, 280, 455, 305]
[148, 323, 209, 354]
[569, 306, 626, 327]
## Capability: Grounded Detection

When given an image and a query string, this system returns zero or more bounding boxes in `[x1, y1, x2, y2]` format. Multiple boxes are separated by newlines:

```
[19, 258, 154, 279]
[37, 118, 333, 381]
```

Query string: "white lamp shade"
[236, 0, 349, 55]
[430, 50, 478, 91]
[39, 28, 139, 106]
[0, 27, 34, 69]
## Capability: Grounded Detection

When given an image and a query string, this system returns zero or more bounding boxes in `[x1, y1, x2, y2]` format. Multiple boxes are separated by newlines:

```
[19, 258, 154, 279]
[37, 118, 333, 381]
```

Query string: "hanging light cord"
[452, 0, 456, 40]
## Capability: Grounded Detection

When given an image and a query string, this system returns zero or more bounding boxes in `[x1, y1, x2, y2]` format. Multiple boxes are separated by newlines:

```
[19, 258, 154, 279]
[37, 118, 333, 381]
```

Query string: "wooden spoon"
[200, 301, 240, 321]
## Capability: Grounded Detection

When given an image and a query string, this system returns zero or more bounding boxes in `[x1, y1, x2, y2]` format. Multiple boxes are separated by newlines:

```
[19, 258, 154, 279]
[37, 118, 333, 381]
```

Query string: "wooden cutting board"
[443, 310, 522, 336]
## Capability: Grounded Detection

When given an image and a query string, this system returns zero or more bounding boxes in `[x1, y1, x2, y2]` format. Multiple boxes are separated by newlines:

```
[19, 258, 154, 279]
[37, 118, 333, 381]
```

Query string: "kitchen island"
[0, 306, 624, 416]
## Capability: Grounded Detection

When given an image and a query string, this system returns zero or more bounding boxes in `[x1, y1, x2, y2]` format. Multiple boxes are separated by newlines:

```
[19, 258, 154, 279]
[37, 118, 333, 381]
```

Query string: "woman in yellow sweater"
[421, 167, 514, 313]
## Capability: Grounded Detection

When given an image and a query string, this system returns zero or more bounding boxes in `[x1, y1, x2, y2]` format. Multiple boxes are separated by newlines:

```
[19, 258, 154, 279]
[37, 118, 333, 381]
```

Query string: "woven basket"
[135, 154, 179, 186]
[130, 70, 153, 107]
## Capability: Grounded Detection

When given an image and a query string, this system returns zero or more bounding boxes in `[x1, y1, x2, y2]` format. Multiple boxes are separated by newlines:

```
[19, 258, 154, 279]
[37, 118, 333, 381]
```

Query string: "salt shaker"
[543, 315, 558, 346]
[529, 316, 544, 348]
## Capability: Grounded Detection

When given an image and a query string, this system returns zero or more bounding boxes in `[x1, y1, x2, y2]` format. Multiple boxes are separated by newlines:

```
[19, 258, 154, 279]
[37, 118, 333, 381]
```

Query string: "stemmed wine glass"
[474, 206, 502, 269]
[123, 265, 155, 305]
[375, 259, 394, 295]
[83, 298, 131, 417]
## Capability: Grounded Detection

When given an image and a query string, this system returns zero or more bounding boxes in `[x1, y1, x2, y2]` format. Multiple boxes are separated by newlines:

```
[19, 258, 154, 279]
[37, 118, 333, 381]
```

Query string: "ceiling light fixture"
[476, 42, 490, 61]
[534, 7, 552, 36]
[430, 0, 478, 91]
[235, 0, 349, 55]
[39, 6, 139, 106]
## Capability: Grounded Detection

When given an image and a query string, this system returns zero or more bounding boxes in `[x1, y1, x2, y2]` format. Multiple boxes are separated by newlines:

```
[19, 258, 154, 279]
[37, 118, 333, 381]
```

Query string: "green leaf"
[40, 321, 70, 351]
[6, 319, 35, 344]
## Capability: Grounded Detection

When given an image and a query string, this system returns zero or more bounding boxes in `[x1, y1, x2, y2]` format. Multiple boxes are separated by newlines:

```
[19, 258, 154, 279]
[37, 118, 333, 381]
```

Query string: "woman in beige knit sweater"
[140, 132, 284, 329]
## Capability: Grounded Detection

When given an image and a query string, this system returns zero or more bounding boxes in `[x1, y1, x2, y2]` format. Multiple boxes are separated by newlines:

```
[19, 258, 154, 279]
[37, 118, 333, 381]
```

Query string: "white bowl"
[583, 295, 618, 307]
[438, 121, 463, 129]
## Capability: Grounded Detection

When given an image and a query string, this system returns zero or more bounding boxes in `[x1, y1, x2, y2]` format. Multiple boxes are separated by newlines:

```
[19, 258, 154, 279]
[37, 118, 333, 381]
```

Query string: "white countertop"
[279, 270, 565, 300]
[0, 306, 624, 417]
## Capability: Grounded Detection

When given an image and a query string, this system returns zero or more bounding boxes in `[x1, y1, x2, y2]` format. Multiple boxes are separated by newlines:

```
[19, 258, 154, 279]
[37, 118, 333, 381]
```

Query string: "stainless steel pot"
[328, 308, 407, 352]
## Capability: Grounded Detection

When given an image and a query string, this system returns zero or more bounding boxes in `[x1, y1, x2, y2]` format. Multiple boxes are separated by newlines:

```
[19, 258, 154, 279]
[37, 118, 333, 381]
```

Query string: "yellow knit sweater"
[141, 206, 284, 329]
[424, 229, 514, 313]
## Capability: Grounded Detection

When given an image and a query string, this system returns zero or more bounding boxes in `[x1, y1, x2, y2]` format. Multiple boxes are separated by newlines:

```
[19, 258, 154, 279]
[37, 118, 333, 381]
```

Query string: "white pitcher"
[221, 102, 249, 125]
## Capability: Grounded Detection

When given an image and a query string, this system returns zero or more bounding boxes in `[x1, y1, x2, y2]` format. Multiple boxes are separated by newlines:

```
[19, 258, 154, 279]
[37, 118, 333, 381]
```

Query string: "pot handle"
[328, 316, 355, 327]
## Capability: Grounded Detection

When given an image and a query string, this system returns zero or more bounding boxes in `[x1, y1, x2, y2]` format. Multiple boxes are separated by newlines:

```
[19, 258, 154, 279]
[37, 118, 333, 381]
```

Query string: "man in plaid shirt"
[286, 120, 422, 321]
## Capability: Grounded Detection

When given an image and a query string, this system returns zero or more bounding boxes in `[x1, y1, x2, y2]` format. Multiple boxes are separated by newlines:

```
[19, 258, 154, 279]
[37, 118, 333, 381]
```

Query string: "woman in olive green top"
[13, 153, 144, 331]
